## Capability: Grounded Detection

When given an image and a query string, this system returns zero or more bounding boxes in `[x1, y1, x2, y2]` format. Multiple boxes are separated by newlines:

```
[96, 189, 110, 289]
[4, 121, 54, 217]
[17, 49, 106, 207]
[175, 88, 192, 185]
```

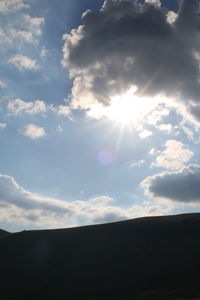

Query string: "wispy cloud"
[8, 54, 39, 70]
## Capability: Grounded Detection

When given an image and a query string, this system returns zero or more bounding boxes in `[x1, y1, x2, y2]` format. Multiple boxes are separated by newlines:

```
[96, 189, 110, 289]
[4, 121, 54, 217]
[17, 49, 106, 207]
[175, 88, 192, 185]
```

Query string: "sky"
[1, 0, 200, 232]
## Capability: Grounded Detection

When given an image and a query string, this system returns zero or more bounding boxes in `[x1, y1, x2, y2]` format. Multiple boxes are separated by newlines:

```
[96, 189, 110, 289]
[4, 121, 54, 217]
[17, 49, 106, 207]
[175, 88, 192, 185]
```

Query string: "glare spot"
[97, 149, 114, 166]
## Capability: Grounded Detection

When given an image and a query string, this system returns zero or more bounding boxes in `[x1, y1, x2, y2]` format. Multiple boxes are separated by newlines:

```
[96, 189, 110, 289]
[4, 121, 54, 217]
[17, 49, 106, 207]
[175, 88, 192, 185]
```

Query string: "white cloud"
[139, 130, 152, 139]
[145, 0, 160, 7]
[8, 28, 35, 44]
[22, 14, 45, 36]
[1, 13, 45, 47]
[158, 123, 172, 132]
[8, 54, 39, 70]
[40, 47, 49, 58]
[148, 148, 159, 155]
[141, 164, 200, 204]
[19, 124, 45, 139]
[153, 139, 193, 170]
[56, 105, 71, 116]
[0, 123, 7, 129]
[8, 98, 47, 114]
[166, 11, 178, 24]
[0, 174, 170, 230]
[0, 0, 29, 13]
[0, 80, 6, 88]
[130, 159, 145, 168]
[7, 98, 71, 117]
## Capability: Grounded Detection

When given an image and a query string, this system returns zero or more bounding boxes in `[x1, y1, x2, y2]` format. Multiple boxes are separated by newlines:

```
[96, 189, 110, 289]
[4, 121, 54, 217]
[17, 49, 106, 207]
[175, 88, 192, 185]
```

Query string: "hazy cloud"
[62, 0, 200, 123]
[19, 124, 45, 139]
[142, 164, 200, 203]
[0, 123, 7, 129]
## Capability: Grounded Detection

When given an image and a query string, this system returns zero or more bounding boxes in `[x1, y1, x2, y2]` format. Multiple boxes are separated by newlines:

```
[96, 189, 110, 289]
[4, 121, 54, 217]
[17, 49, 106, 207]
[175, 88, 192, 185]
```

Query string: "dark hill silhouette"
[1, 213, 200, 299]
[0, 229, 9, 237]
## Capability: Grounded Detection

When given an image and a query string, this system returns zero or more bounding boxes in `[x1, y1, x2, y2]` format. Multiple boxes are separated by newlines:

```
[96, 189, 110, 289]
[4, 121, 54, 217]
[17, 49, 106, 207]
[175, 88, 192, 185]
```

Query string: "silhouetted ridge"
[0, 229, 9, 237]
[1, 213, 200, 299]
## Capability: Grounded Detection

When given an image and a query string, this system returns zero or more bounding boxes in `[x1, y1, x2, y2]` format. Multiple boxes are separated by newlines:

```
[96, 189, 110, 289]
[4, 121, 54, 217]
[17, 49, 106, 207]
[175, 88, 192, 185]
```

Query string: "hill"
[0, 229, 9, 236]
[1, 213, 200, 299]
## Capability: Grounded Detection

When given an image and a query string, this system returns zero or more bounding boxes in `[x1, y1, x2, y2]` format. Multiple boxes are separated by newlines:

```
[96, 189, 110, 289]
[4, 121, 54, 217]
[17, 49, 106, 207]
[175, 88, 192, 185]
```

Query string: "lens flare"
[97, 149, 114, 166]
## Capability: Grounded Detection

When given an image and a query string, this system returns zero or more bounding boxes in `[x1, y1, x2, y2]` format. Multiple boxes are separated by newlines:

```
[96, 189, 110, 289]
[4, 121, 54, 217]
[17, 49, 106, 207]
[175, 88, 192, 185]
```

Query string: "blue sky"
[1, 0, 200, 232]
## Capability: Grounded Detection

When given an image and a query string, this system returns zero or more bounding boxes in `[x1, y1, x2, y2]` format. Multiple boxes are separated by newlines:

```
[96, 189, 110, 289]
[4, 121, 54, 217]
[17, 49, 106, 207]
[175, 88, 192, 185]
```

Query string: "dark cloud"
[62, 0, 200, 121]
[142, 164, 200, 203]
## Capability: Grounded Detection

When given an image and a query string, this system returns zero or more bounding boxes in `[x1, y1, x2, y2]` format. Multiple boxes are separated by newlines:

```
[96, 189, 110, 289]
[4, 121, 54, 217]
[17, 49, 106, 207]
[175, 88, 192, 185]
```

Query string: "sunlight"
[103, 86, 157, 127]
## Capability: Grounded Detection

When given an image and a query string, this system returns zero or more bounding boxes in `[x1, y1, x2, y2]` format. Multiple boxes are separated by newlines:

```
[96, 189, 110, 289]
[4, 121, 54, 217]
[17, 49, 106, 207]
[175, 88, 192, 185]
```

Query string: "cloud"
[158, 123, 172, 132]
[153, 139, 193, 170]
[7, 98, 71, 117]
[40, 47, 49, 58]
[142, 164, 200, 204]
[130, 159, 145, 168]
[0, 123, 7, 129]
[139, 129, 153, 139]
[22, 14, 44, 36]
[19, 124, 45, 139]
[0, 174, 169, 229]
[0, 0, 29, 13]
[166, 11, 178, 24]
[145, 0, 161, 8]
[62, 0, 200, 124]
[7, 98, 47, 114]
[0, 80, 6, 88]
[56, 105, 71, 116]
[8, 54, 39, 70]
[8, 28, 35, 44]
[1, 13, 45, 46]
[148, 147, 159, 155]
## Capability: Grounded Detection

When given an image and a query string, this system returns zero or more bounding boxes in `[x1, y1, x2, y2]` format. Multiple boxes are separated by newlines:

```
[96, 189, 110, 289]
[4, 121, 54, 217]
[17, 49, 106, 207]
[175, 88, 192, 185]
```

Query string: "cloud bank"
[0, 174, 168, 230]
[62, 0, 200, 123]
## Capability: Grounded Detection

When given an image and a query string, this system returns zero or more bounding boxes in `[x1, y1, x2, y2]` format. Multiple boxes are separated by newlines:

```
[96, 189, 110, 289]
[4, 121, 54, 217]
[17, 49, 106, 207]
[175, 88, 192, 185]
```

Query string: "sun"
[103, 86, 154, 127]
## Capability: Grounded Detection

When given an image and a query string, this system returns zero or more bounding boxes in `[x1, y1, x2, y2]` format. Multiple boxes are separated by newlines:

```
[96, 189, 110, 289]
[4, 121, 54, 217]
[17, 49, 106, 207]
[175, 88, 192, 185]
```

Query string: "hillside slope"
[1, 213, 200, 299]
[0, 229, 9, 237]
